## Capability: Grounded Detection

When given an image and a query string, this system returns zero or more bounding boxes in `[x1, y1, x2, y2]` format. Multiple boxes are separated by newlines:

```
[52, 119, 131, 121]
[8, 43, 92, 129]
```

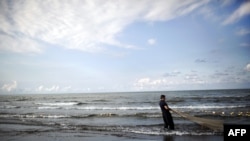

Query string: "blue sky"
[0, 0, 250, 94]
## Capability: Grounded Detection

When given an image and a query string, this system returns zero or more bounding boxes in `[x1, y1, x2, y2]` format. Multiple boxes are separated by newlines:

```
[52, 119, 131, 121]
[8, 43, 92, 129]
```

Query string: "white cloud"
[36, 85, 60, 92]
[142, 0, 209, 21]
[185, 74, 205, 84]
[134, 74, 208, 90]
[61, 86, 72, 92]
[197, 6, 220, 22]
[220, 0, 235, 7]
[1, 81, 17, 92]
[164, 70, 181, 77]
[245, 63, 250, 72]
[35, 85, 72, 93]
[0, 0, 209, 53]
[47, 85, 60, 92]
[223, 1, 250, 25]
[0, 34, 43, 54]
[147, 38, 156, 45]
[240, 43, 250, 47]
[236, 28, 250, 36]
[37, 85, 44, 92]
[134, 77, 166, 90]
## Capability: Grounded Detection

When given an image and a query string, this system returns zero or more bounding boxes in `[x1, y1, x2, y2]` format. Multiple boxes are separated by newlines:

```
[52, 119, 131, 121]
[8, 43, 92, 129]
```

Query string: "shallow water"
[0, 89, 249, 136]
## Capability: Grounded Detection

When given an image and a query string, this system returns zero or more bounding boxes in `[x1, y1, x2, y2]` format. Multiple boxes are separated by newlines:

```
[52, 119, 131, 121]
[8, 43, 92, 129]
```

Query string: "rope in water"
[172, 109, 224, 132]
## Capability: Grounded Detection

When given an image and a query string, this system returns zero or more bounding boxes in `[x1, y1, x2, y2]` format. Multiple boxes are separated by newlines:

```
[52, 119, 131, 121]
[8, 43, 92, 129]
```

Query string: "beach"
[0, 123, 223, 141]
[0, 89, 249, 141]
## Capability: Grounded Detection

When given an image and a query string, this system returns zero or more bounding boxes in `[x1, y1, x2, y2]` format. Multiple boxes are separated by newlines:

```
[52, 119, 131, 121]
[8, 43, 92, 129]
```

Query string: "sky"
[0, 0, 250, 94]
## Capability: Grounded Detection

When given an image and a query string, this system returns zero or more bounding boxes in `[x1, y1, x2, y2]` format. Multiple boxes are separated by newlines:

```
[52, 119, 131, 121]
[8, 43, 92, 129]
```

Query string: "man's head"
[160, 95, 165, 100]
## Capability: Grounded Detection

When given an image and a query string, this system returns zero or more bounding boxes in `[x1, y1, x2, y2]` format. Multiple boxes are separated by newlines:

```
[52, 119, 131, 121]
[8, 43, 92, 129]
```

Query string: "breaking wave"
[37, 102, 79, 106]
[0, 105, 20, 109]
[36, 105, 247, 110]
[0, 114, 70, 119]
[68, 124, 223, 136]
[38, 106, 61, 109]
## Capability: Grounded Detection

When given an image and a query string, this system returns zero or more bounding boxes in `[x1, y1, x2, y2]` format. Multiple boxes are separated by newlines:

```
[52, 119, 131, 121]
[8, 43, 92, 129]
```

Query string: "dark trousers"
[162, 111, 174, 130]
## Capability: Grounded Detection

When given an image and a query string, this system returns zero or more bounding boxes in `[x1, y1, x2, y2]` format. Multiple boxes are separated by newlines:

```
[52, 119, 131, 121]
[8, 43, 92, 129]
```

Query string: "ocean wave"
[76, 102, 88, 105]
[72, 106, 160, 110]
[171, 105, 246, 109]
[134, 113, 162, 118]
[3, 110, 249, 119]
[15, 98, 32, 101]
[128, 129, 218, 136]
[38, 106, 61, 109]
[0, 105, 20, 109]
[92, 99, 110, 102]
[73, 105, 246, 110]
[35, 105, 247, 110]
[0, 118, 222, 136]
[74, 125, 222, 136]
[0, 113, 161, 119]
[0, 114, 70, 119]
[37, 102, 79, 106]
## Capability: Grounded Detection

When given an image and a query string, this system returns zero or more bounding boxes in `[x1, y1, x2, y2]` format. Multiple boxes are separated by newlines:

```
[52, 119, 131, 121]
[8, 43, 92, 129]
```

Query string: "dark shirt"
[159, 100, 169, 113]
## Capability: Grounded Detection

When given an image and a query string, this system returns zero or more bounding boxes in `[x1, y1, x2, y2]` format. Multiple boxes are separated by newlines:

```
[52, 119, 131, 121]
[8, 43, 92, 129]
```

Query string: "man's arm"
[164, 105, 171, 111]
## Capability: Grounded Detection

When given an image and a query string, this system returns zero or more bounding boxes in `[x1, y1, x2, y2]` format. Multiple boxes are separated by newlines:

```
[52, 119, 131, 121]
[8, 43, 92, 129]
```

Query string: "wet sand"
[0, 124, 223, 141]
[0, 130, 223, 141]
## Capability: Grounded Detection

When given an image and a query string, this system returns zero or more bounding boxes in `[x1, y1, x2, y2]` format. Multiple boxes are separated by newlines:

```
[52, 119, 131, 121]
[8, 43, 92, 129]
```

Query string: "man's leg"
[163, 115, 169, 129]
[167, 113, 174, 130]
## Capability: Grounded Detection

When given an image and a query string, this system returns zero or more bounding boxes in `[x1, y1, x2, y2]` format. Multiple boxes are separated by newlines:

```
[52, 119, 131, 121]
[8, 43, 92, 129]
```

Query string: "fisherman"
[159, 95, 174, 130]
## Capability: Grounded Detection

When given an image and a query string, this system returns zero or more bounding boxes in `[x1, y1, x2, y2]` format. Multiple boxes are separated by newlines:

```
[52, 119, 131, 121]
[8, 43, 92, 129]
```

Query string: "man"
[159, 95, 174, 130]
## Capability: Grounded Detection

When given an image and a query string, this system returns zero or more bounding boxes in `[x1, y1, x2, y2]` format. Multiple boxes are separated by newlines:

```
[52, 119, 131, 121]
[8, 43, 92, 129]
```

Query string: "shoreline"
[0, 118, 224, 141]
[0, 125, 223, 141]
[0, 130, 223, 141]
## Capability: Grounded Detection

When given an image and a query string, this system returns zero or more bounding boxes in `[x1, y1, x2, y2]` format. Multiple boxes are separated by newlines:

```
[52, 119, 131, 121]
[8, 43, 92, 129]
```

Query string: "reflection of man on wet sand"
[159, 95, 174, 130]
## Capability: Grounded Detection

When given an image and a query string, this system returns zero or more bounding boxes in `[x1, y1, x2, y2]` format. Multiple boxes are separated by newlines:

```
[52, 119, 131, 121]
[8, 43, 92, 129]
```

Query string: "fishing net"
[172, 109, 224, 132]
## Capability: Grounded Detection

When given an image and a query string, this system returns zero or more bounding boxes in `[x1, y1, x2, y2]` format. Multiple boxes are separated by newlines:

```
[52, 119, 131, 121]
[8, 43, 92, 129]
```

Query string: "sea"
[0, 89, 249, 137]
